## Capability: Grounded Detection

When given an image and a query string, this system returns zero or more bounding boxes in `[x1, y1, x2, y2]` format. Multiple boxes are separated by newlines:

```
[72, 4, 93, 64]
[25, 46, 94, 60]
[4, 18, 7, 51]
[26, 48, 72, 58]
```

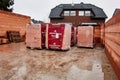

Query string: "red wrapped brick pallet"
[46, 24, 71, 50]
[26, 24, 46, 49]
[41, 24, 46, 48]
[77, 26, 93, 48]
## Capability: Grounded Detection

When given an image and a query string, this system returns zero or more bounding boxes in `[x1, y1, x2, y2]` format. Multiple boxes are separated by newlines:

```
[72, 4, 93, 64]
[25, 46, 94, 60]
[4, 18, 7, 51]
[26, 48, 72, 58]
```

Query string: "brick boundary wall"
[0, 10, 30, 41]
[103, 11, 120, 79]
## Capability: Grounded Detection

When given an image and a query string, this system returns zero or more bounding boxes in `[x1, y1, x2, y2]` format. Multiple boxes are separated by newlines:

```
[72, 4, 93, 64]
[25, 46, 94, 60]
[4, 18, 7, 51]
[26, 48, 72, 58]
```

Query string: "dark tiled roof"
[49, 2, 107, 19]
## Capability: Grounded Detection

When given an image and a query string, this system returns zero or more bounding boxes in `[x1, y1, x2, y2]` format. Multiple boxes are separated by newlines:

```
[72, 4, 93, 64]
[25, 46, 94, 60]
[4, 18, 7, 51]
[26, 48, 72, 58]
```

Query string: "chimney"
[71, 2, 74, 6]
[80, 2, 84, 4]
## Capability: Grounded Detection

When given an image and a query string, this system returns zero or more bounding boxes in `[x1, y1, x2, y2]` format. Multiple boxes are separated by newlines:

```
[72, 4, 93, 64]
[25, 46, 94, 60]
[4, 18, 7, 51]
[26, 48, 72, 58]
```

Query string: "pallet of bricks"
[7, 31, 23, 43]
[77, 26, 94, 48]
[46, 23, 72, 50]
[26, 23, 72, 50]
[26, 24, 46, 49]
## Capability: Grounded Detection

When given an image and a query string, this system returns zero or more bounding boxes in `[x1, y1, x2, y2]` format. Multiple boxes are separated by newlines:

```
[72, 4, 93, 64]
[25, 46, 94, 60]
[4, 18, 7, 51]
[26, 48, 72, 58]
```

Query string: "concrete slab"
[67, 64, 104, 80]
[0, 43, 118, 80]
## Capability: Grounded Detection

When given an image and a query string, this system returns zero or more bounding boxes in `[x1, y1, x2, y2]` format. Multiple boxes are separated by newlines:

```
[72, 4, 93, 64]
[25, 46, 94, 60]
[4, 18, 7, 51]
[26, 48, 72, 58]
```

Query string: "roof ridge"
[88, 3, 103, 10]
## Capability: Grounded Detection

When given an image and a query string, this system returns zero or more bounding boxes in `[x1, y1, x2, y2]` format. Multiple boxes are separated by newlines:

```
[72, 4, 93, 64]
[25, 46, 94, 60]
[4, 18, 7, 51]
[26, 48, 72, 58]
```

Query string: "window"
[85, 11, 91, 16]
[64, 11, 69, 16]
[70, 11, 76, 16]
[79, 11, 84, 16]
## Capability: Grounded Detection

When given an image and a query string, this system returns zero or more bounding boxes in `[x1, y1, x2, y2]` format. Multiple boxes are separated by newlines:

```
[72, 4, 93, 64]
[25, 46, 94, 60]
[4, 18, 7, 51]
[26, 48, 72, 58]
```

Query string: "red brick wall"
[0, 10, 30, 39]
[93, 26, 101, 45]
[51, 16, 105, 26]
[100, 23, 105, 45]
[104, 11, 120, 79]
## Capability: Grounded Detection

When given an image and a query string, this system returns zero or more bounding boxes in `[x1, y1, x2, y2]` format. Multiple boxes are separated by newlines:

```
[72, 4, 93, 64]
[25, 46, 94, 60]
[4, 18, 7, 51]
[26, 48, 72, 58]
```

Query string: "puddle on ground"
[67, 63, 104, 80]
[0, 43, 118, 80]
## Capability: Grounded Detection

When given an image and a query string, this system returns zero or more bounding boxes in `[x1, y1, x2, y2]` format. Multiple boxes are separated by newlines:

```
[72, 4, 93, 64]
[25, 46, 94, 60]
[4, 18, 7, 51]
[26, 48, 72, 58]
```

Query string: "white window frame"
[70, 11, 76, 16]
[64, 11, 69, 16]
[79, 11, 84, 16]
[85, 11, 91, 16]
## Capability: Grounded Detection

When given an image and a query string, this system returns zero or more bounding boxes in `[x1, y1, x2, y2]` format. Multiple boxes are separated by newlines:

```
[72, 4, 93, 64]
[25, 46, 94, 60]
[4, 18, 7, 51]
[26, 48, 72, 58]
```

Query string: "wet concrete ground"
[0, 42, 118, 80]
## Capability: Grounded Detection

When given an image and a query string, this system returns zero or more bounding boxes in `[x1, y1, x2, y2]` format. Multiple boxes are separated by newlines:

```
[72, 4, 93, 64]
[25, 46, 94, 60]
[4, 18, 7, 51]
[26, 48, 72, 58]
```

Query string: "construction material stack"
[77, 26, 93, 48]
[26, 24, 46, 49]
[41, 24, 46, 48]
[7, 31, 23, 43]
[46, 24, 71, 50]
[0, 37, 9, 44]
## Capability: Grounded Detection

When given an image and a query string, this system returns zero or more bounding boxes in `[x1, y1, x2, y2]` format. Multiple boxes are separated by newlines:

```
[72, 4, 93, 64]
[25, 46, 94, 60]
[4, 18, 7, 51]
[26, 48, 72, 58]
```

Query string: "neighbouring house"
[0, 10, 30, 44]
[31, 19, 44, 24]
[113, 8, 120, 16]
[49, 2, 107, 26]
[49, 2, 107, 46]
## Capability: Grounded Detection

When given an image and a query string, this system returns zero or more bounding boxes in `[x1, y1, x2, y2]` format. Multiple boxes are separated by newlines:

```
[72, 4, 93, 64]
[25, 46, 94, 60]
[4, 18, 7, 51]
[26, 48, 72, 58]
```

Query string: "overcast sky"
[13, 0, 120, 22]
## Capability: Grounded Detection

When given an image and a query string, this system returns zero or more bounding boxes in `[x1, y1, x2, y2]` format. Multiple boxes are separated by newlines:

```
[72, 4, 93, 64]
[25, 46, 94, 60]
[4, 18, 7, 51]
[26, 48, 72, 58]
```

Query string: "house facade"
[113, 8, 120, 16]
[49, 2, 107, 26]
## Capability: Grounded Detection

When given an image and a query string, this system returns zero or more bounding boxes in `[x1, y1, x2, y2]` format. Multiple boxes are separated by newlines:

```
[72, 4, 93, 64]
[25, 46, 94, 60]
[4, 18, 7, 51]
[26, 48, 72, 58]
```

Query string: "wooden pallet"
[7, 31, 23, 43]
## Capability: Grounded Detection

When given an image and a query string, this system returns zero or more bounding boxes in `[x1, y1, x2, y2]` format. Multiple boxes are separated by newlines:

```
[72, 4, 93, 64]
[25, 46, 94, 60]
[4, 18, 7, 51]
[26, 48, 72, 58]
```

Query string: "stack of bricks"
[26, 23, 75, 50]
[46, 23, 72, 50]
[77, 26, 93, 48]
[26, 24, 46, 49]
[0, 37, 9, 44]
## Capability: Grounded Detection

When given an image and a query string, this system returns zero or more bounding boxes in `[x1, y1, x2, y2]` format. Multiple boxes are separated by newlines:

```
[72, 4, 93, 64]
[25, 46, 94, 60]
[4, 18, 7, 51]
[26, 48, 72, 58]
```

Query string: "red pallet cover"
[77, 26, 93, 48]
[26, 24, 46, 49]
[46, 24, 71, 50]
[41, 24, 46, 48]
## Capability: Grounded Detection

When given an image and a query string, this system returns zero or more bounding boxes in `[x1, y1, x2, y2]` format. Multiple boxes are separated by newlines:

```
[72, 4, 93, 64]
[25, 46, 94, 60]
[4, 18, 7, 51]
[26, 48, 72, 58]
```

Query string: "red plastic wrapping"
[46, 24, 71, 50]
